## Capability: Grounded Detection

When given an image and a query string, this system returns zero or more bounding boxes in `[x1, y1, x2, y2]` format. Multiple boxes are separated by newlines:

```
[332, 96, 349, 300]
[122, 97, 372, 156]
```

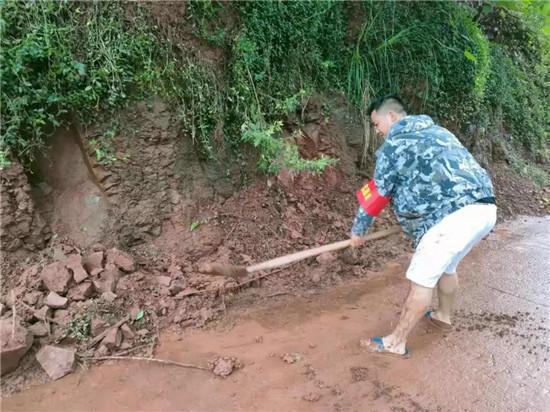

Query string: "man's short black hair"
[367, 93, 407, 116]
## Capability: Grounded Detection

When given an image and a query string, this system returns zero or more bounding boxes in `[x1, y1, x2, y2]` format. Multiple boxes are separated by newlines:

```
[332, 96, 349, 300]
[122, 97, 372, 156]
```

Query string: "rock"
[120, 324, 135, 340]
[212, 357, 237, 378]
[168, 262, 183, 278]
[53, 310, 70, 326]
[33, 306, 52, 322]
[310, 269, 323, 283]
[156, 276, 172, 287]
[53, 246, 67, 262]
[45, 291, 68, 309]
[101, 327, 122, 350]
[22, 291, 42, 306]
[65, 254, 88, 283]
[120, 341, 132, 350]
[198, 307, 214, 326]
[68, 282, 95, 301]
[303, 392, 322, 402]
[101, 291, 117, 303]
[106, 248, 136, 272]
[281, 353, 303, 364]
[36, 345, 75, 380]
[90, 243, 106, 252]
[173, 308, 190, 324]
[91, 318, 108, 337]
[95, 345, 109, 357]
[316, 252, 337, 264]
[168, 282, 184, 296]
[82, 251, 104, 275]
[21, 264, 40, 286]
[40, 262, 72, 294]
[29, 322, 49, 337]
[115, 276, 133, 292]
[93, 264, 120, 293]
[132, 271, 145, 281]
[136, 329, 149, 337]
[0, 319, 34, 376]
[339, 248, 360, 265]
[169, 190, 181, 205]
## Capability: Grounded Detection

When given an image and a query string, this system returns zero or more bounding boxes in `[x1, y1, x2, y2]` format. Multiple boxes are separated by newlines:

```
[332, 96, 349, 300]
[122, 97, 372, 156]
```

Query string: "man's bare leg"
[379, 282, 433, 354]
[431, 273, 458, 325]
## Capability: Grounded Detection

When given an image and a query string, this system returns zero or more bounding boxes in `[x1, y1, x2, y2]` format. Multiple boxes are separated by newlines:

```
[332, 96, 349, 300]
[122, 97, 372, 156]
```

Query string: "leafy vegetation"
[0, 0, 548, 182]
[0, 1, 157, 167]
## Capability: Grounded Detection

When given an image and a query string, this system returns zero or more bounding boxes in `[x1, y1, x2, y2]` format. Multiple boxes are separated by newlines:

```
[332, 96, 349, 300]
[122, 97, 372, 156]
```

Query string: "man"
[351, 94, 496, 357]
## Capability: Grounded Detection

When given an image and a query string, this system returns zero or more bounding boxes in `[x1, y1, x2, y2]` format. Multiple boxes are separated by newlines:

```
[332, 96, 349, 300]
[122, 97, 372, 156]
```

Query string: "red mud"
[2, 216, 549, 411]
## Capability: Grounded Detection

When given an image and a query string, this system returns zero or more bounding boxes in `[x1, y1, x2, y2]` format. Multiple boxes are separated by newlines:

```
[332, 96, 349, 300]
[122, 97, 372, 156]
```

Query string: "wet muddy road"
[3, 216, 549, 411]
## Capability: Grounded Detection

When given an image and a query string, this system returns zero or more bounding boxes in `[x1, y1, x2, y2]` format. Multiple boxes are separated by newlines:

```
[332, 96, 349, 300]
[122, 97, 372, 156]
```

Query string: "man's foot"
[360, 336, 410, 358]
[425, 310, 453, 331]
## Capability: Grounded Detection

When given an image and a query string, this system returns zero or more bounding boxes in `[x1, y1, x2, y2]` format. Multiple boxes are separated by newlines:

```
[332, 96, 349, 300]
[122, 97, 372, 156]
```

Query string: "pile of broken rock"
[0, 245, 146, 380]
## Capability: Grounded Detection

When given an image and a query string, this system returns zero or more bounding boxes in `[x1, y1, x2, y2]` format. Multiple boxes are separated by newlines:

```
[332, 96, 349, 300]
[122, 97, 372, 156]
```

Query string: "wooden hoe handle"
[246, 226, 401, 274]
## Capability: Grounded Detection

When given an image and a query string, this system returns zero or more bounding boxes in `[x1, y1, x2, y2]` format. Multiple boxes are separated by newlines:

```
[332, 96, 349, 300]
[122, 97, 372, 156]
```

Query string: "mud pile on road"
[1, 162, 410, 390]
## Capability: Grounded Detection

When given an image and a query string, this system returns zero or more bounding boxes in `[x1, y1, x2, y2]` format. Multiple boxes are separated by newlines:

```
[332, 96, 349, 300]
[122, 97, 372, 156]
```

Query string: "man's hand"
[350, 235, 366, 248]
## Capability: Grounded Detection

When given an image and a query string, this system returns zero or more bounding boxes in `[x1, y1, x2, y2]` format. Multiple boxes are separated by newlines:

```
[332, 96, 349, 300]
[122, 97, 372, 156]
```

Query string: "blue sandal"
[425, 310, 453, 332]
[361, 336, 410, 359]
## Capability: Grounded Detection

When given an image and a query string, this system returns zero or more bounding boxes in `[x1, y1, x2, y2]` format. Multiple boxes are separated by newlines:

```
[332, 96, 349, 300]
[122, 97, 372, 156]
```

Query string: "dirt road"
[3, 216, 549, 412]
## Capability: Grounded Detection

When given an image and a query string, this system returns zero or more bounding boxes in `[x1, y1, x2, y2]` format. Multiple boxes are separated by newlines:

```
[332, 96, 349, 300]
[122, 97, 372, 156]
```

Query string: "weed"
[63, 313, 92, 342]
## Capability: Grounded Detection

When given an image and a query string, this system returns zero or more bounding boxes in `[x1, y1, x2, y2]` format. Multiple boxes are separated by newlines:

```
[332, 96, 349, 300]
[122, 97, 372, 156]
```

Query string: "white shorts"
[406, 203, 497, 288]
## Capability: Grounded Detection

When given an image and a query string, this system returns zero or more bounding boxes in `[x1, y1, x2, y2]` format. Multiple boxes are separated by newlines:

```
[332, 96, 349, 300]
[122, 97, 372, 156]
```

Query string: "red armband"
[356, 179, 390, 217]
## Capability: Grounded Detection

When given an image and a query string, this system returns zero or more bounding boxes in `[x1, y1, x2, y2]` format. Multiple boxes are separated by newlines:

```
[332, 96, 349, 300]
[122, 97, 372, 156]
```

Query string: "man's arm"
[350, 206, 374, 247]
[350, 140, 402, 246]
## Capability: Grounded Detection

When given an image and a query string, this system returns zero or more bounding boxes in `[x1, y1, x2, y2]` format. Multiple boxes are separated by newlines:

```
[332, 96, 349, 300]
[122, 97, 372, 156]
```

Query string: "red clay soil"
[2, 216, 549, 411]
[1, 95, 548, 402]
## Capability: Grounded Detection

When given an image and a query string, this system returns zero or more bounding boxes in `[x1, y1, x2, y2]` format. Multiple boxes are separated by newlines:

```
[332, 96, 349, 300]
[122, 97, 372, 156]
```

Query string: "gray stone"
[29, 322, 49, 337]
[45, 291, 68, 309]
[36, 345, 75, 380]
[40, 262, 72, 294]
[0, 319, 33, 376]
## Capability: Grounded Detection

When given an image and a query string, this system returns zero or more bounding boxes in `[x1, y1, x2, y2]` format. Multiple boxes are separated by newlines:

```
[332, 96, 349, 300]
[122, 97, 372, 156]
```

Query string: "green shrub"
[1, 0, 547, 177]
[0, 1, 158, 166]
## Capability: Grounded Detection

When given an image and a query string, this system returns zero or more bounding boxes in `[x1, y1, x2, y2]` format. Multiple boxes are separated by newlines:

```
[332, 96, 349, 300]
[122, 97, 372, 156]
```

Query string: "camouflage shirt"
[351, 115, 495, 246]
